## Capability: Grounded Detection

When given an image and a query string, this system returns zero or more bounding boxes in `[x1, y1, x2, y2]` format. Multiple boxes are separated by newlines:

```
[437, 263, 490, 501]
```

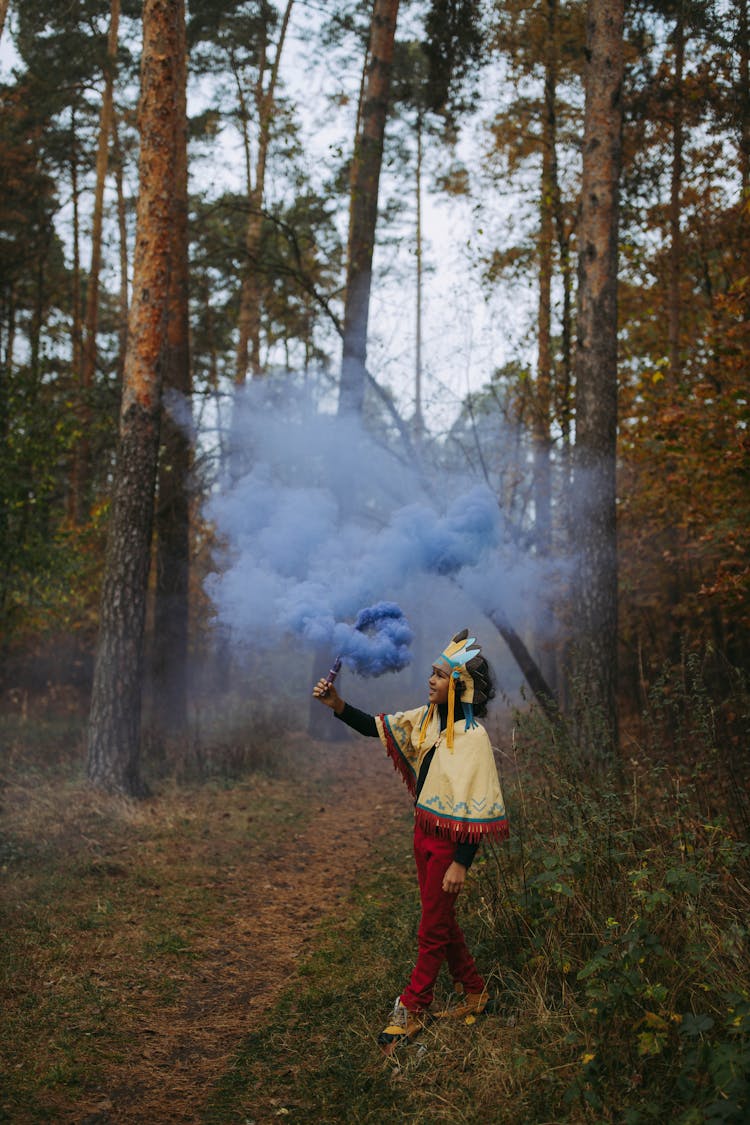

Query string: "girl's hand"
[312, 678, 344, 714]
[442, 861, 466, 894]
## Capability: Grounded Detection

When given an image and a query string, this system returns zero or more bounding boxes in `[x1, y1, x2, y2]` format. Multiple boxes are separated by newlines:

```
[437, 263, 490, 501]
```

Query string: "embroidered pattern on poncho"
[375, 706, 508, 843]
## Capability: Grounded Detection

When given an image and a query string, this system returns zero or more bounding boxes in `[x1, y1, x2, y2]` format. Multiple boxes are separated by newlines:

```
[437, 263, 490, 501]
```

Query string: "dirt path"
[75, 736, 408, 1124]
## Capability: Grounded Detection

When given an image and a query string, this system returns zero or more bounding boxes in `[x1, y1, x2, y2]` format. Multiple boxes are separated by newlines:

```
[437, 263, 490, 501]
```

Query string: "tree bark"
[338, 0, 400, 416]
[234, 0, 294, 383]
[73, 0, 121, 525]
[571, 0, 624, 757]
[87, 0, 180, 797]
[154, 0, 190, 735]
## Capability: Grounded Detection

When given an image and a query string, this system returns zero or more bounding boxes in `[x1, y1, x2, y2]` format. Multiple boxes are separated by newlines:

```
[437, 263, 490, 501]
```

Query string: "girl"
[313, 629, 508, 1050]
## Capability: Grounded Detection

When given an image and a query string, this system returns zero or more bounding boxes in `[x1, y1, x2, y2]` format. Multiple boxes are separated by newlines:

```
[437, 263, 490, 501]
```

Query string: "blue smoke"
[205, 382, 515, 678]
[337, 602, 413, 677]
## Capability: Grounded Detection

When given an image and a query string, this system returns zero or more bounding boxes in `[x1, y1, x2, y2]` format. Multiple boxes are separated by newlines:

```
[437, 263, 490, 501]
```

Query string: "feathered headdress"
[419, 629, 482, 749]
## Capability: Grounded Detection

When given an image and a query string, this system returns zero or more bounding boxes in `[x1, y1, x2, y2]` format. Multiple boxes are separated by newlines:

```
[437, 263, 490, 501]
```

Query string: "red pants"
[400, 820, 485, 1012]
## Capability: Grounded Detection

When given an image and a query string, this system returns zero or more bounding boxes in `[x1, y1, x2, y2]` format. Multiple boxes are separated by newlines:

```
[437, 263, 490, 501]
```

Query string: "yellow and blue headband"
[420, 633, 481, 749]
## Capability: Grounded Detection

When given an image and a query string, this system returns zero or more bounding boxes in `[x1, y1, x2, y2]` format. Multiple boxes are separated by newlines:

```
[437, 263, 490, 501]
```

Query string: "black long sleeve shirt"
[334, 701, 479, 870]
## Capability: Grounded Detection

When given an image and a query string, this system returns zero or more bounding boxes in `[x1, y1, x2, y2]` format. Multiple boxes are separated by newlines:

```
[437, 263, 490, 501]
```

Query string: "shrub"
[475, 658, 750, 1122]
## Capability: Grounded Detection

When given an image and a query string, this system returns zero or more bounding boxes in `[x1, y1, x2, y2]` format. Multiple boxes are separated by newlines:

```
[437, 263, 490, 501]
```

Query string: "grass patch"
[205, 831, 522, 1124]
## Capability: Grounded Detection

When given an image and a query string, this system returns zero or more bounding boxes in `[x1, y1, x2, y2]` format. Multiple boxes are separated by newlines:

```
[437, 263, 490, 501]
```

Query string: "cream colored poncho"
[375, 705, 508, 843]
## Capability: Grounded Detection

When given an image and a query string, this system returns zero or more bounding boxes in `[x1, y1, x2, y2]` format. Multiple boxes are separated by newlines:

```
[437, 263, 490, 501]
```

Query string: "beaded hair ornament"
[418, 631, 482, 750]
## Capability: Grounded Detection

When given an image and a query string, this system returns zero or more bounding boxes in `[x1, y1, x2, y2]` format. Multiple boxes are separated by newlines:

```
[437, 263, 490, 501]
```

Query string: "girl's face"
[428, 665, 451, 705]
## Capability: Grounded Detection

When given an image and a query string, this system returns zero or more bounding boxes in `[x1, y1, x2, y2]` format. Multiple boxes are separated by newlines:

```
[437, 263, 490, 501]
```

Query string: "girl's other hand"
[442, 861, 466, 894]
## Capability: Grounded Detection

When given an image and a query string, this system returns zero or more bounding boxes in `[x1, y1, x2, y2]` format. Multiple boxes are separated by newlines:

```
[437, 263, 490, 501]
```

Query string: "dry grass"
[0, 734, 409, 1124]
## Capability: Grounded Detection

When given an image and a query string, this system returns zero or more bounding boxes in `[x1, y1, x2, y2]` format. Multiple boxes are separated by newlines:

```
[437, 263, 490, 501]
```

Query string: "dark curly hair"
[451, 628, 495, 718]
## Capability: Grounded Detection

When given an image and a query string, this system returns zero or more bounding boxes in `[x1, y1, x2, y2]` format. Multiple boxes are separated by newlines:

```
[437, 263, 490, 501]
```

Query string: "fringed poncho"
[375, 706, 508, 843]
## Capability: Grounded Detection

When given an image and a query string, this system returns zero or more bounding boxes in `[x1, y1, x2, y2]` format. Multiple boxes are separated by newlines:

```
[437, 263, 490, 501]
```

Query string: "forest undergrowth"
[0, 654, 748, 1124]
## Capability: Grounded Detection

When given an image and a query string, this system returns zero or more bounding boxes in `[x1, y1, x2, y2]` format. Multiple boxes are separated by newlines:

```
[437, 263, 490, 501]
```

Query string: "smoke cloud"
[204, 378, 564, 693]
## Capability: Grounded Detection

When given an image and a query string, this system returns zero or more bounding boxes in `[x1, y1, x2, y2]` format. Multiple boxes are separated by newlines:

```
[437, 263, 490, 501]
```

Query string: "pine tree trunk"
[73, 0, 121, 525]
[87, 0, 180, 797]
[154, 0, 190, 735]
[338, 0, 400, 416]
[571, 0, 624, 757]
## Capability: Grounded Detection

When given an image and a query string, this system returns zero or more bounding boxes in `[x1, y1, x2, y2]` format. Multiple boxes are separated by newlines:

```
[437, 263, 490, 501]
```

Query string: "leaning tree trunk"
[153, 0, 190, 736]
[87, 0, 181, 796]
[338, 0, 400, 416]
[571, 0, 624, 758]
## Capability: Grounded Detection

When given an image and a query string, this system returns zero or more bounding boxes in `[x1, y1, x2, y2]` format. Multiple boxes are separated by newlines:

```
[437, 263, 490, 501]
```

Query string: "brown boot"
[437, 985, 489, 1019]
[378, 995, 429, 1053]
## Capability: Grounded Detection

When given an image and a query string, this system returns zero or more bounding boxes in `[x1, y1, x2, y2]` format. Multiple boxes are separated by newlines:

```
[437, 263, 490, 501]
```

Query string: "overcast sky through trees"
[0, 7, 532, 433]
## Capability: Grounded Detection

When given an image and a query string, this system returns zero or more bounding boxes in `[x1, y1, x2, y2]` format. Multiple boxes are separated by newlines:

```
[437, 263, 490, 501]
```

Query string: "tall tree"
[234, 0, 294, 383]
[571, 0, 625, 754]
[484, 0, 584, 688]
[533, 0, 563, 560]
[87, 0, 181, 796]
[389, 2, 483, 428]
[72, 0, 121, 525]
[338, 0, 400, 416]
[187, 1, 297, 384]
[532, 0, 561, 689]
[153, 0, 190, 735]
